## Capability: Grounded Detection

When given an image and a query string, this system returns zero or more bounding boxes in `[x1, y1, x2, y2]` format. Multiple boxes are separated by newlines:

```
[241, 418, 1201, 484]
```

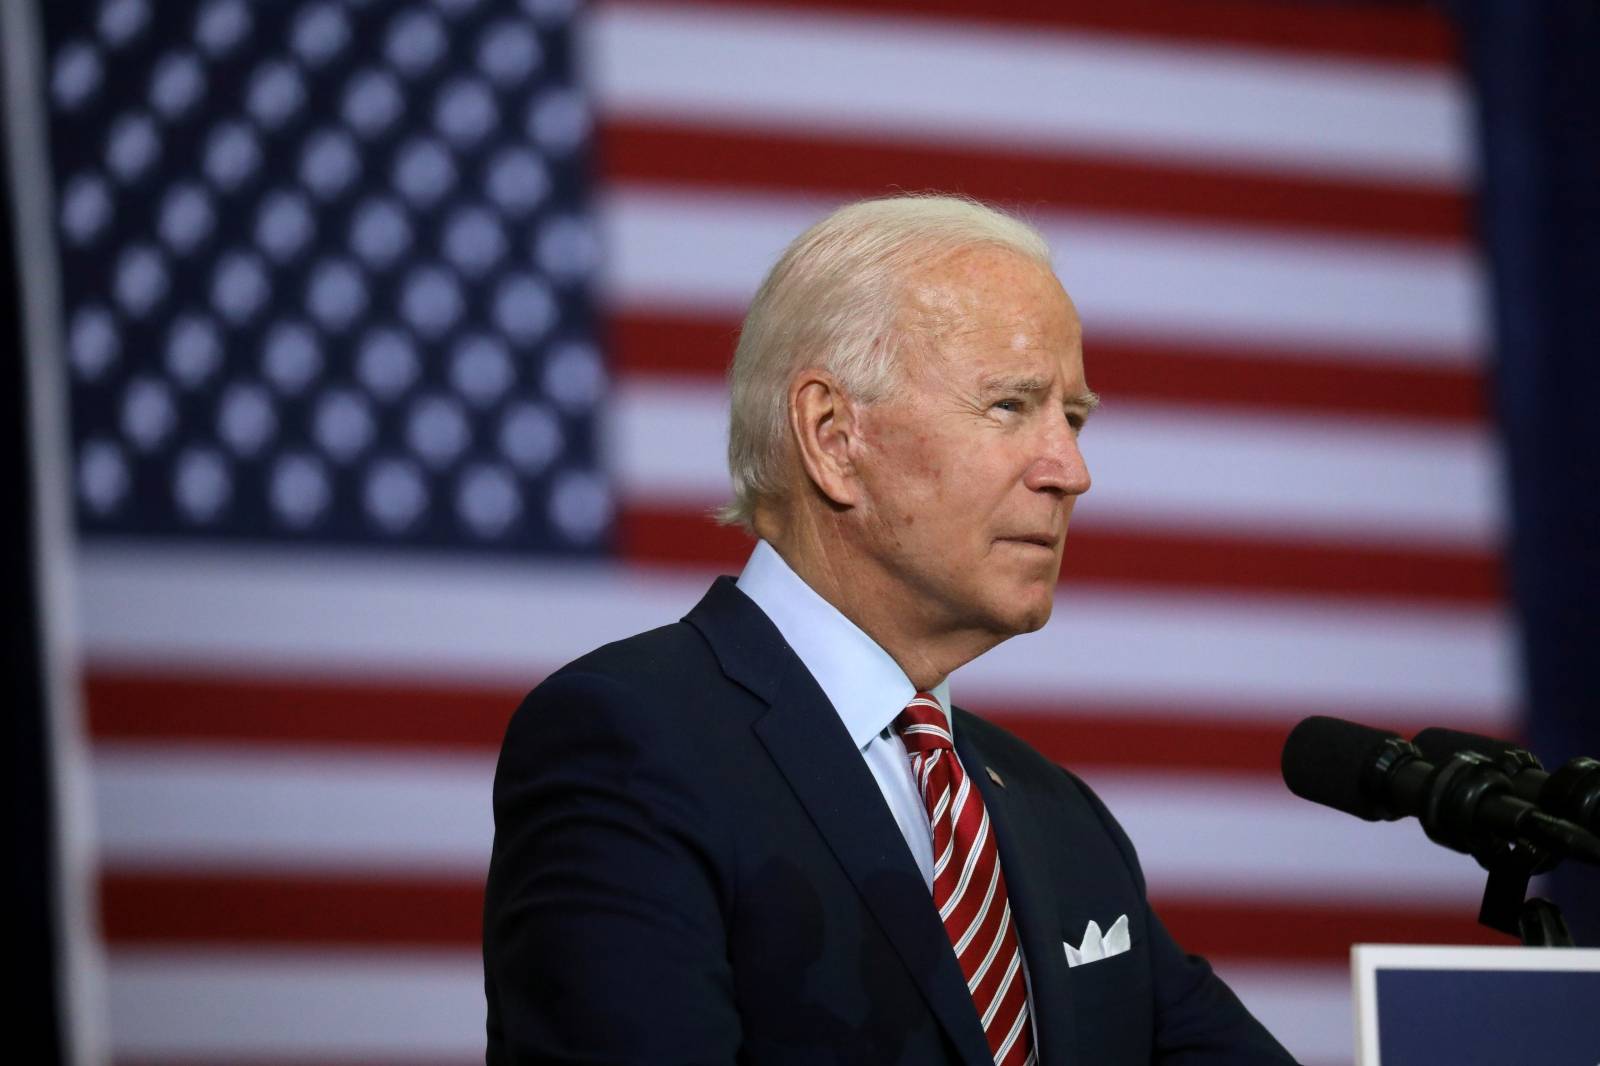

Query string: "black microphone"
[1414, 727, 1600, 837]
[1281, 716, 1600, 866]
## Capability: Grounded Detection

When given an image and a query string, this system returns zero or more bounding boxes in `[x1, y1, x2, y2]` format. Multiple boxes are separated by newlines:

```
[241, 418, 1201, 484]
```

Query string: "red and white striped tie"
[896, 693, 1036, 1066]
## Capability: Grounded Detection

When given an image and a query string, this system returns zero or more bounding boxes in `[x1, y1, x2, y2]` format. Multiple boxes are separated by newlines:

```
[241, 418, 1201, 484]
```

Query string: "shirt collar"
[736, 540, 951, 749]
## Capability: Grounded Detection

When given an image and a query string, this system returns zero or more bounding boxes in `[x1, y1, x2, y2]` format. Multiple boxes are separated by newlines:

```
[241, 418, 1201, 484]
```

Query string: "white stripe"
[906, 727, 954, 751]
[955, 589, 1511, 722]
[981, 947, 1023, 1027]
[947, 772, 973, 840]
[929, 778, 951, 828]
[613, 381, 1501, 549]
[601, 187, 1485, 356]
[940, 806, 989, 921]
[933, 832, 955, 881]
[1088, 772, 1489, 904]
[589, 2, 1471, 185]
[955, 860, 1003, 960]
[993, 994, 1030, 1063]
[78, 543, 694, 687]
[108, 948, 1348, 1064]
[963, 894, 1008, 986]
[77, 545, 1515, 720]
[1071, 406, 1500, 549]
[94, 744, 495, 873]
[108, 948, 482, 1059]
[92, 746, 1496, 906]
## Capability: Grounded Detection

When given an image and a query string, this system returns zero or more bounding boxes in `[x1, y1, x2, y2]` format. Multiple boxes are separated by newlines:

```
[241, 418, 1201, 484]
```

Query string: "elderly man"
[484, 196, 1295, 1065]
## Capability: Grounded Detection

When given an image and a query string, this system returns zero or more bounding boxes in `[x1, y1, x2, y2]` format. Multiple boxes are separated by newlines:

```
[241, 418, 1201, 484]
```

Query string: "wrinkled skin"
[773, 244, 1096, 688]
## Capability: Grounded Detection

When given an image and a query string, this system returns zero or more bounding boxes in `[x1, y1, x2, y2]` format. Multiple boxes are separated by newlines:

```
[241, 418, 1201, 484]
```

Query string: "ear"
[788, 368, 862, 508]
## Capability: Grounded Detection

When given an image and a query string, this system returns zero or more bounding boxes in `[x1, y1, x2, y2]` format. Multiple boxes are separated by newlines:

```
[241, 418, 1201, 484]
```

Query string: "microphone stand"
[1472, 835, 1574, 947]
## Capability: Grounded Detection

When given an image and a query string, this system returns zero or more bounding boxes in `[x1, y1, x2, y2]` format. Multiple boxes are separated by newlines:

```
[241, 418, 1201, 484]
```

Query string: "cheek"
[912, 458, 973, 521]
[873, 430, 950, 509]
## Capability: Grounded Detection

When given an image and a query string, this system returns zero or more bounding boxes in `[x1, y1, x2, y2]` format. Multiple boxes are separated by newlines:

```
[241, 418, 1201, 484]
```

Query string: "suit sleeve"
[483, 670, 741, 1065]
[1068, 773, 1301, 1065]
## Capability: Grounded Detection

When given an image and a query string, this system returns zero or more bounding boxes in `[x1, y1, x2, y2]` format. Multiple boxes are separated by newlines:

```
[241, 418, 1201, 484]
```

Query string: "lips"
[999, 533, 1058, 549]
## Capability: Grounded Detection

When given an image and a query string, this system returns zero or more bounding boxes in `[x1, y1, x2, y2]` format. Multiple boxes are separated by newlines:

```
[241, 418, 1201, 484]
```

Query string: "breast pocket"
[1062, 938, 1154, 1063]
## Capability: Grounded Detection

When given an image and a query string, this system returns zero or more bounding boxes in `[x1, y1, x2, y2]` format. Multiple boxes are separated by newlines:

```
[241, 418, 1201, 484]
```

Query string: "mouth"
[998, 533, 1059, 551]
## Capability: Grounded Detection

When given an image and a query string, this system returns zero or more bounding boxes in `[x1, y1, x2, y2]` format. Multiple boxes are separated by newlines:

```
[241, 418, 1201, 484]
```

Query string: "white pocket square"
[1064, 914, 1130, 968]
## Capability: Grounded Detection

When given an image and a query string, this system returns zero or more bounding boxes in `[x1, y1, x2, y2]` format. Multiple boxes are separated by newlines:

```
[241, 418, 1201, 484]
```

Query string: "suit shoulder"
[502, 616, 757, 757]
[544, 618, 719, 694]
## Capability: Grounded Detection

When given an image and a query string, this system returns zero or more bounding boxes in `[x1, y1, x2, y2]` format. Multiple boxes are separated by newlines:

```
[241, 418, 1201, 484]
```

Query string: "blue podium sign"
[1353, 944, 1600, 1065]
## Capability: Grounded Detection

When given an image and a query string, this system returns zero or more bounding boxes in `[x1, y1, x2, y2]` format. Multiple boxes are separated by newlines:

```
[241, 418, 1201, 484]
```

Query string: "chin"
[1014, 605, 1053, 634]
[991, 591, 1054, 636]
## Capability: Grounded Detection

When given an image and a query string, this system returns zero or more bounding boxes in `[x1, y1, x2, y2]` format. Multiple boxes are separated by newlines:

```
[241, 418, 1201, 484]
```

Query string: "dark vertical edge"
[1449, 0, 1600, 944]
[1, 0, 103, 1062]
[0, 31, 67, 1066]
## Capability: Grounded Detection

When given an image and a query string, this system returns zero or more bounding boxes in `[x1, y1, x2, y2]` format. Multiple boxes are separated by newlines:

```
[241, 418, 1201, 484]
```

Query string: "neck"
[758, 505, 1002, 691]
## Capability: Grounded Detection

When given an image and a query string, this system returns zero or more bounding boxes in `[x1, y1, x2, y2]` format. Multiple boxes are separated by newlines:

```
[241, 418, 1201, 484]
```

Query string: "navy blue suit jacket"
[484, 577, 1296, 1064]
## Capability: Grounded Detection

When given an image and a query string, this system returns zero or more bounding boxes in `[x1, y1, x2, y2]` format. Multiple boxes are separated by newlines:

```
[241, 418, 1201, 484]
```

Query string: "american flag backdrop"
[22, 0, 1511, 1063]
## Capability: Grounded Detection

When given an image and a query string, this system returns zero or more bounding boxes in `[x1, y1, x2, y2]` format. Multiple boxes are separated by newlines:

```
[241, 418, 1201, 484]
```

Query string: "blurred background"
[7, 0, 1597, 1064]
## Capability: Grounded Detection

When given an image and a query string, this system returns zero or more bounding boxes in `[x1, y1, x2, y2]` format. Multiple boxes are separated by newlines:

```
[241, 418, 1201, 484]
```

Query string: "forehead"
[897, 245, 1083, 372]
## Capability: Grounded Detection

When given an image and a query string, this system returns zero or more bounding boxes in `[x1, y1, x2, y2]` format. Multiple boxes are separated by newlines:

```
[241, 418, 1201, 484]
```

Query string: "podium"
[1352, 944, 1600, 1065]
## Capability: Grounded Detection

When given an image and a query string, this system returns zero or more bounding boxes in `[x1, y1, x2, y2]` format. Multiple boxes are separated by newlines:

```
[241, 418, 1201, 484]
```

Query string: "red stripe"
[608, 312, 1486, 425]
[1082, 338, 1484, 424]
[618, 506, 1502, 606]
[986, 707, 1519, 777]
[84, 671, 519, 751]
[600, 120, 1470, 242]
[101, 871, 483, 948]
[86, 670, 1504, 778]
[1058, 524, 1500, 604]
[629, 0, 1459, 66]
[938, 784, 996, 945]
[1152, 895, 1508, 961]
[979, 942, 1028, 1054]
[99, 870, 1507, 961]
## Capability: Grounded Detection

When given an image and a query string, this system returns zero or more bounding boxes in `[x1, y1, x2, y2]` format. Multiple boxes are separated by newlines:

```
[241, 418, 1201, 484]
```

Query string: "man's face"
[847, 245, 1093, 644]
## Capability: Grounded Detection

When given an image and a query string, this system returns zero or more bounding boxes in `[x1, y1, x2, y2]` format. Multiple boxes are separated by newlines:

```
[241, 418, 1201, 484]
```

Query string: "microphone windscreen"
[1413, 727, 1521, 764]
[1281, 716, 1402, 821]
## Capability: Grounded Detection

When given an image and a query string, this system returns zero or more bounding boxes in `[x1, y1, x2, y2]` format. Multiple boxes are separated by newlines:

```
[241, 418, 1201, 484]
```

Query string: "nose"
[1023, 418, 1091, 497]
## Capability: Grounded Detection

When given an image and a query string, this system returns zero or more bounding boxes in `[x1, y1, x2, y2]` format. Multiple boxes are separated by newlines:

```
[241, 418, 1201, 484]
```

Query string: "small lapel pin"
[986, 766, 1005, 788]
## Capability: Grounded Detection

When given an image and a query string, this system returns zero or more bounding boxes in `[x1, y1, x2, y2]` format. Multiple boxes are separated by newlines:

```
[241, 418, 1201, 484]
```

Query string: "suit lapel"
[957, 723, 1078, 1066]
[687, 580, 994, 1065]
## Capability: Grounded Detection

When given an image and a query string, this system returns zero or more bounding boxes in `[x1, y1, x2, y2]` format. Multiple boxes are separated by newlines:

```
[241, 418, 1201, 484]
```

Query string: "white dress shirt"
[736, 539, 949, 889]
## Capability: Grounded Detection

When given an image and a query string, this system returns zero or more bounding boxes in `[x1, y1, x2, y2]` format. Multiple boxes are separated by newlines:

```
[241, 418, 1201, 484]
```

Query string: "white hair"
[718, 194, 1053, 531]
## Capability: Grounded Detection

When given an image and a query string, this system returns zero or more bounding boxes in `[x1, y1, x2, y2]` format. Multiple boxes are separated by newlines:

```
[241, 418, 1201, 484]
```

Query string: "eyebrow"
[979, 376, 1101, 412]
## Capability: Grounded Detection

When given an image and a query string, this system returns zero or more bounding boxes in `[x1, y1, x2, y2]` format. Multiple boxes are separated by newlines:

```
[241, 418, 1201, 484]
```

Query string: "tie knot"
[894, 693, 953, 754]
